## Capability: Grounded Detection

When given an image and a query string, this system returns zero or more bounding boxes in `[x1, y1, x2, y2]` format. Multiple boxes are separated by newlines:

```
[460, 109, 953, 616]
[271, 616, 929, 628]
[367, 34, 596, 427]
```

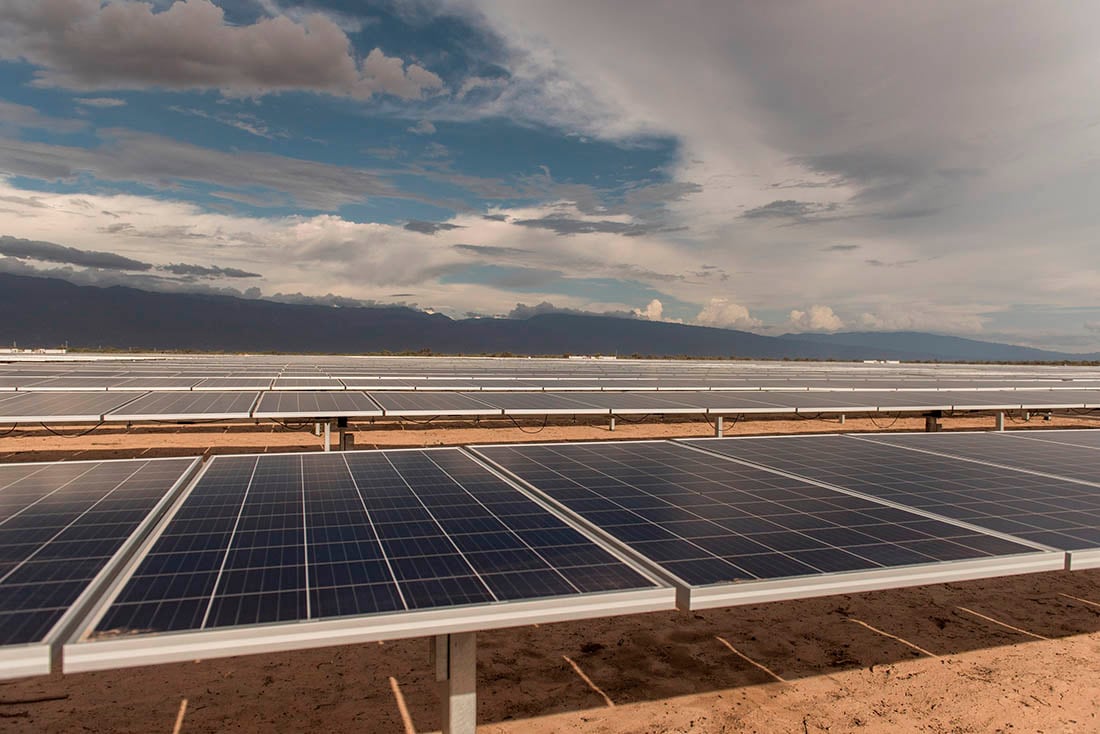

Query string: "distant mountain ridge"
[0, 273, 1094, 361]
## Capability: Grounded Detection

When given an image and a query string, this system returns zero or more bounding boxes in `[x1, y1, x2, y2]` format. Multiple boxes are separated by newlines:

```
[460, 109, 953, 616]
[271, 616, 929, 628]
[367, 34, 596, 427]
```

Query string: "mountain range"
[1, 273, 1095, 362]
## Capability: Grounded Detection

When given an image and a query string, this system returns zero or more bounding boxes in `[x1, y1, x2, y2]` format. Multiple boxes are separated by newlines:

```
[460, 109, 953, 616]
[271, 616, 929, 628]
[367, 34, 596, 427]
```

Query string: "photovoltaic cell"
[686, 434, 1100, 561]
[0, 458, 198, 678]
[1012, 430, 1100, 450]
[473, 441, 1049, 605]
[81, 449, 662, 654]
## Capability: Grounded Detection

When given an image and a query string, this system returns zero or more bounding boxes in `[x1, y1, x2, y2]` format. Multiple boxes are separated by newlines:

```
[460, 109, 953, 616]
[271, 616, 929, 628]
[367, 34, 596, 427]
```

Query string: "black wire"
[0, 423, 17, 436]
[399, 415, 442, 425]
[507, 414, 550, 434]
[611, 413, 651, 424]
[269, 419, 316, 432]
[38, 422, 105, 438]
[868, 413, 900, 429]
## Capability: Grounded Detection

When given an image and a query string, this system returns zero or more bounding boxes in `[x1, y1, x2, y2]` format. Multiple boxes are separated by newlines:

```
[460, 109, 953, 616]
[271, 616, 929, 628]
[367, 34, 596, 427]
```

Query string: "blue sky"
[0, 1, 1099, 351]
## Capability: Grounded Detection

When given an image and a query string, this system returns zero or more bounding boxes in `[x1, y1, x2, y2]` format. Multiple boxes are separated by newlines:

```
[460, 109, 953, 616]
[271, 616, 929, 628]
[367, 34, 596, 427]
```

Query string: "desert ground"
[2, 413, 1099, 733]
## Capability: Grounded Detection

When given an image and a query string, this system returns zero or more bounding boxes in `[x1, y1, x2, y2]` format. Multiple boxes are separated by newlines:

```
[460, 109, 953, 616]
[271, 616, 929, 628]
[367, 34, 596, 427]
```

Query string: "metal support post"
[838, 414, 846, 425]
[924, 411, 942, 433]
[995, 411, 1005, 431]
[1024, 411, 1031, 422]
[313, 422, 321, 436]
[609, 416, 616, 432]
[336, 417, 349, 452]
[432, 632, 477, 734]
[323, 422, 331, 451]
[715, 415, 724, 438]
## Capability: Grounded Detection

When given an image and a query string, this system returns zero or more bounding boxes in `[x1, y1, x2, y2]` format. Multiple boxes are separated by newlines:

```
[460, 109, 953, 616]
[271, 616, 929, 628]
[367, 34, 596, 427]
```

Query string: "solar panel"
[252, 391, 383, 419]
[366, 392, 500, 417]
[0, 457, 199, 679]
[861, 431, 1100, 491]
[270, 378, 346, 391]
[685, 434, 1100, 568]
[473, 441, 1056, 610]
[550, 392, 706, 414]
[471, 392, 608, 415]
[112, 377, 204, 391]
[1011, 430, 1100, 449]
[0, 392, 148, 423]
[64, 449, 671, 673]
[193, 378, 273, 391]
[105, 392, 260, 422]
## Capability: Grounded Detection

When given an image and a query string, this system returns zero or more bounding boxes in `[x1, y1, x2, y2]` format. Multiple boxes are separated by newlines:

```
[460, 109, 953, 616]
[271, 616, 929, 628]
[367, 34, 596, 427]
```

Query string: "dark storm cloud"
[0, 235, 152, 271]
[161, 263, 262, 279]
[742, 200, 838, 220]
[404, 220, 465, 235]
[510, 215, 683, 237]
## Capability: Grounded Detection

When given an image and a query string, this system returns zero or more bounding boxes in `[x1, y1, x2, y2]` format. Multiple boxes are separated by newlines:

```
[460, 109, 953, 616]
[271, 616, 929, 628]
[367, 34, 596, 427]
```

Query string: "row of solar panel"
[3, 429, 1100, 680]
[4, 375, 1100, 392]
[2, 389, 1100, 424]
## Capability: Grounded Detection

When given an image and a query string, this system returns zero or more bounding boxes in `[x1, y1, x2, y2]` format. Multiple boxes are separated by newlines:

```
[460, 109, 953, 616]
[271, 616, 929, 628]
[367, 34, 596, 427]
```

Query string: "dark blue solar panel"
[688, 434, 1100, 552]
[865, 432, 1100, 487]
[0, 459, 195, 646]
[93, 449, 656, 637]
[475, 441, 1039, 587]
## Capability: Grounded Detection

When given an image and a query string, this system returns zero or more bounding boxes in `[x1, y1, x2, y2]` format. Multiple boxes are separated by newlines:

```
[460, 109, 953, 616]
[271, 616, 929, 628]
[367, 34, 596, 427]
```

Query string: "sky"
[0, 1, 1098, 351]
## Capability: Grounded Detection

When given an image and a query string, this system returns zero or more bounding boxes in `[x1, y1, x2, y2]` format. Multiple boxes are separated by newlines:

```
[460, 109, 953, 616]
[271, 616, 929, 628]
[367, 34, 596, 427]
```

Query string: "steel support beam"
[433, 632, 477, 734]
[714, 415, 724, 438]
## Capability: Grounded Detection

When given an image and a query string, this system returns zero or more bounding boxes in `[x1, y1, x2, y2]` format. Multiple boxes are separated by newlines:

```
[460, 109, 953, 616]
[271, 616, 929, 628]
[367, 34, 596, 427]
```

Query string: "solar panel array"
[67, 449, 670, 672]
[0, 458, 199, 678]
[473, 441, 1055, 607]
[0, 429, 1097, 681]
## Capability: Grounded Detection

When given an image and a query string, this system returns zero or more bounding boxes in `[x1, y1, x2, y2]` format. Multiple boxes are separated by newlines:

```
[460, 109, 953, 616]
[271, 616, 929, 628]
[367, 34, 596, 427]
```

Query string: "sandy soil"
[2, 416, 1100, 733]
[2, 412, 1098, 462]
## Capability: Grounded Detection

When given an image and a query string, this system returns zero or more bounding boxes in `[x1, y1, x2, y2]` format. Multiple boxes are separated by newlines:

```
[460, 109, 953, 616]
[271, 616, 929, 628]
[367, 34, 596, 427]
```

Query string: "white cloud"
[407, 119, 436, 135]
[858, 307, 986, 334]
[74, 97, 127, 108]
[0, 0, 442, 100]
[695, 298, 761, 330]
[632, 298, 663, 321]
[787, 305, 844, 332]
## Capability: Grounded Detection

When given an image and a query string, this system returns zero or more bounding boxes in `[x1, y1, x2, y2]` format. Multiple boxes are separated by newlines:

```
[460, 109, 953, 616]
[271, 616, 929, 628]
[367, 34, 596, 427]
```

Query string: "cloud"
[822, 244, 859, 252]
[0, 234, 152, 271]
[169, 106, 285, 140]
[74, 97, 126, 108]
[453, 243, 532, 257]
[160, 263, 262, 279]
[865, 258, 919, 268]
[695, 298, 761, 330]
[858, 308, 986, 334]
[511, 215, 682, 237]
[1086, 322, 1100, 333]
[507, 301, 636, 320]
[0, 0, 443, 99]
[787, 305, 844, 332]
[404, 220, 464, 235]
[0, 130, 401, 210]
[0, 101, 86, 133]
[407, 120, 437, 135]
[741, 199, 838, 220]
[632, 298, 664, 321]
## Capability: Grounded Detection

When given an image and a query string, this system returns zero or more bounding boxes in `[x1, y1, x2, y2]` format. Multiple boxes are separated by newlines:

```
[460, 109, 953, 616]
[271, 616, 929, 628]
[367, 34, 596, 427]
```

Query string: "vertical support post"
[924, 411, 942, 433]
[609, 416, 616, 432]
[433, 632, 477, 734]
[995, 411, 1005, 431]
[1023, 411, 1031, 422]
[323, 421, 331, 451]
[313, 422, 321, 436]
[838, 414, 846, 425]
[715, 415, 724, 438]
[336, 417, 349, 452]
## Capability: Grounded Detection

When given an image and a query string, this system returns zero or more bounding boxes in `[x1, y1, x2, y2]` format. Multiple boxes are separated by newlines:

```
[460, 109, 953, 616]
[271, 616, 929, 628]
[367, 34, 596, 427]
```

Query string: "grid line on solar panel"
[1008, 430, 1100, 450]
[0, 457, 198, 676]
[0, 392, 149, 422]
[471, 440, 1044, 592]
[105, 392, 259, 420]
[81, 449, 661, 648]
[684, 434, 1100, 555]
[857, 432, 1100, 489]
